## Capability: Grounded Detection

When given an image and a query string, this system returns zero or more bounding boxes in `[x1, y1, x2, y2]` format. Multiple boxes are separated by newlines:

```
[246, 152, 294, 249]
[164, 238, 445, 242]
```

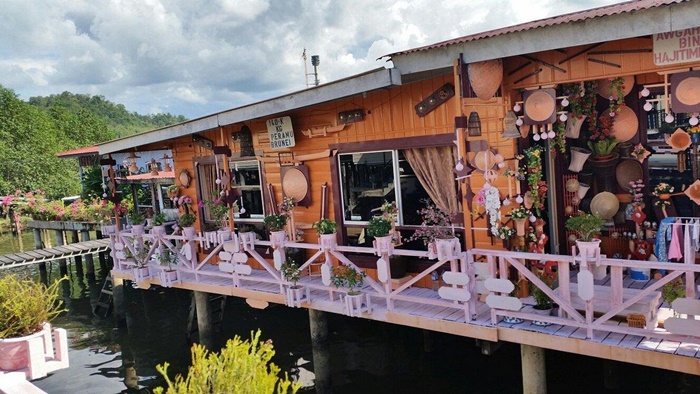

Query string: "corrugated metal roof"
[56, 146, 99, 158]
[385, 0, 687, 58]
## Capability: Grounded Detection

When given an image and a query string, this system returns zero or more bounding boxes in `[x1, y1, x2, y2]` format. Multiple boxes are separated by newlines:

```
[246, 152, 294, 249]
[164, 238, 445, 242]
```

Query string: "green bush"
[154, 330, 300, 394]
[312, 218, 337, 235]
[366, 217, 392, 238]
[0, 274, 66, 338]
[263, 214, 288, 232]
[331, 265, 366, 294]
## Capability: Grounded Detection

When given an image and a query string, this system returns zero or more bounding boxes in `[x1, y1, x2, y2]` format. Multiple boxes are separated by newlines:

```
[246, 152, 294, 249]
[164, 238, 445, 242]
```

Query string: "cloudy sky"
[0, 0, 623, 119]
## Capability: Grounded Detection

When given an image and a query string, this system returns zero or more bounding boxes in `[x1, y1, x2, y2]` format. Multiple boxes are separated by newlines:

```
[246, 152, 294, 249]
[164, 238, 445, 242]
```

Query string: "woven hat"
[666, 128, 692, 151]
[524, 89, 556, 124]
[671, 71, 700, 112]
[615, 159, 643, 191]
[590, 192, 619, 220]
[596, 76, 634, 99]
[468, 59, 503, 101]
[565, 178, 580, 193]
[472, 150, 496, 171]
[282, 167, 309, 203]
[607, 106, 638, 142]
[685, 179, 700, 205]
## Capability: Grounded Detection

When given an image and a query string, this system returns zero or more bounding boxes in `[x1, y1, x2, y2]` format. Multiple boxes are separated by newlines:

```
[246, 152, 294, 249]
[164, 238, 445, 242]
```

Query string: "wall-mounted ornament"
[502, 111, 521, 138]
[178, 169, 192, 188]
[192, 134, 214, 150]
[671, 70, 700, 113]
[523, 89, 556, 125]
[468, 59, 503, 100]
[338, 109, 364, 124]
[281, 165, 311, 207]
[301, 124, 346, 138]
[415, 83, 455, 117]
[232, 125, 255, 157]
[467, 111, 482, 136]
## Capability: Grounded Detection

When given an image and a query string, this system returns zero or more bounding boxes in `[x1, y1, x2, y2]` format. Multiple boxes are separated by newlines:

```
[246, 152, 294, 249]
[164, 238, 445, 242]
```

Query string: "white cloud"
[0, 0, 625, 117]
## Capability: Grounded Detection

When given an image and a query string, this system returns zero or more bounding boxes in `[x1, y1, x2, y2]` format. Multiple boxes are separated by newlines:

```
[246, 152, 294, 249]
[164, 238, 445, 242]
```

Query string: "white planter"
[131, 224, 145, 235]
[285, 285, 307, 308]
[319, 233, 337, 249]
[182, 226, 197, 239]
[374, 235, 393, 255]
[576, 239, 601, 260]
[0, 323, 50, 371]
[0, 322, 69, 379]
[343, 292, 371, 317]
[101, 224, 117, 235]
[568, 147, 591, 173]
[133, 266, 151, 282]
[160, 270, 179, 287]
[576, 183, 590, 199]
[435, 237, 459, 260]
[270, 230, 287, 245]
[151, 225, 166, 236]
[217, 229, 231, 244]
[565, 115, 586, 139]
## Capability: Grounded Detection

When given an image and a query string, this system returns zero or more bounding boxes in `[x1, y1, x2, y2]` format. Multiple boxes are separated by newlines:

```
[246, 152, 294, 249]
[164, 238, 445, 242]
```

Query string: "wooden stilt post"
[33, 228, 48, 285]
[71, 230, 84, 279]
[194, 291, 214, 349]
[80, 229, 96, 281]
[112, 276, 127, 328]
[309, 309, 332, 393]
[521, 344, 547, 394]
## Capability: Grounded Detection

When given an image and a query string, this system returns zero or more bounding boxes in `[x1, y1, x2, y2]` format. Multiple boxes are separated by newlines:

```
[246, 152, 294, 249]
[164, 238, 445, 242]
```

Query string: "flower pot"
[151, 225, 166, 236]
[588, 153, 619, 192]
[131, 224, 145, 235]
[568, 147, 591, 173]
[577, 183, 590, 199]
[319, 233, 337, 249]
[0, 323, 51, 371]
[435, 237, 459, 260]
[565, 115, 586, 139]
[618, 142, 634, 158]
[514, 219, 526, 236]
[575, 238, 601, 260]
[217, 229, 231, 244]
[182, 226, 197, 239]
[270, 230, 287, 245]
[285, 285, 306, 308]
[374, 235, 393, 255]
[133, 266, 151, 281]
[101, 224, 117, 235]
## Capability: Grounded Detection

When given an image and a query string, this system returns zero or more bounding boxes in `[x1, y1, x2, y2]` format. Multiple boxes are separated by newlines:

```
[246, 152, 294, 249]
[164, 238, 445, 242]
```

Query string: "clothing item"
[668, 220, 683, 260]
[655, 216, 676, 262]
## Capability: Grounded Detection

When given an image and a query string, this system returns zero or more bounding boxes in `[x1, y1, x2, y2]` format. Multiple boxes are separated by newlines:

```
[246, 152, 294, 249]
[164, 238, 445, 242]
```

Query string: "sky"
[0, 0, 625, 120]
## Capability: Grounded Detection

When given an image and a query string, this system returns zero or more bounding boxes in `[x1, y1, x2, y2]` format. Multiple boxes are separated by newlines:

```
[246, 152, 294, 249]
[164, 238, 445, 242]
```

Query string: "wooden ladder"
[93, 276, 114, 317]
[186, 294, 227, 342]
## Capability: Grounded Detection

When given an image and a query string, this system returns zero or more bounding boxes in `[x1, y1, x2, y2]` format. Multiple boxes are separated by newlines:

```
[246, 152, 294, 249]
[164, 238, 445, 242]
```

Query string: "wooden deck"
[109, 230, 700, 375]
[0, 239, 110, 270]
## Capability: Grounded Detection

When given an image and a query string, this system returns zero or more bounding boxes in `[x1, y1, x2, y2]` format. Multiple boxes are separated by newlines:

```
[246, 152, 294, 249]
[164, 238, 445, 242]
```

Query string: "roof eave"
[98, 67, 401, 155]
[390, 1, 700, 76]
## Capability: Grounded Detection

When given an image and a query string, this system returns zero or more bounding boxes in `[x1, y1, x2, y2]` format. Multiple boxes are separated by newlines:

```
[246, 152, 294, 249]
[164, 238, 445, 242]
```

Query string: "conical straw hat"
[608, 106, 638, 142]
[524, 90, 555, 124]
[597, 76, 634, 98]
[671, 71, 700, 112]
[590, 192, 619, 220]
[468, 59, 503, 101]
[282, 167, 309, 203]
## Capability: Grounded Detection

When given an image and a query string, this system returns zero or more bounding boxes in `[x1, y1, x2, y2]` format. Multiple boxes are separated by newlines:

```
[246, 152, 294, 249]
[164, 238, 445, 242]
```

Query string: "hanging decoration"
[502, 110, 521, 139]
[467, 111, 482, 136]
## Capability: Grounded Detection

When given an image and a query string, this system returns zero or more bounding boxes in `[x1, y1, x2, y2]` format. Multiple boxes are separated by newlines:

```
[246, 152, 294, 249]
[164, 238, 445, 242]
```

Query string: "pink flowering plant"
[199, 198, 234, 229]
[406, 199, 453, 246]
[628, 179, 644, 206]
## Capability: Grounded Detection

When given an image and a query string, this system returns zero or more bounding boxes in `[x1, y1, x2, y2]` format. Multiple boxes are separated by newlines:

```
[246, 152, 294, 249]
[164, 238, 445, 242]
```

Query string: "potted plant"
[281, 257, 305, 307]
[331, 264, 367, 296]
[179, 212, 197, 238]
[688, 125, 700, 145]
[158, 247, 179, 285]
[367, 216, 393, 252]
[152, 212, 167, 236]
[662, 279, 686, 317]
[565, 213, 605, 262]
[509, 206, 530, 236]
[406, 199, 454, 258]
[264, 213, 289, 243]
[313, 218, 337, 249]
[530, 273, 556, 326]
[0, 274, 66, 372]
[128, 209, 145, 234]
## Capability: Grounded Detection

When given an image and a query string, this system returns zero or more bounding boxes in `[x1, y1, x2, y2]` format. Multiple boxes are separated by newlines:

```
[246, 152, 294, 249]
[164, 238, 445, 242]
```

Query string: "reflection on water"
[0, 232, 694, 393]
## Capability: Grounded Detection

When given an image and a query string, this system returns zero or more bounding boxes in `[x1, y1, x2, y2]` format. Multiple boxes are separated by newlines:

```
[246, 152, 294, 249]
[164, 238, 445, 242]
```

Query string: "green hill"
[0, 85, 187, 199]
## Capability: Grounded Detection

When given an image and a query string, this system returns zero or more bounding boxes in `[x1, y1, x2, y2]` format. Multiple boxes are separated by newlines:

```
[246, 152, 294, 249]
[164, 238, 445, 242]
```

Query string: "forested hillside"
[0, 85, 187, 199]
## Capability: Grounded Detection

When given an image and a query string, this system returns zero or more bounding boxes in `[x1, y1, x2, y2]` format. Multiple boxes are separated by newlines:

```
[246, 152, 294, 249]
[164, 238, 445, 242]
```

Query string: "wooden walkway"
[0, 239, 110, 270]
[109, 231, 700, 375]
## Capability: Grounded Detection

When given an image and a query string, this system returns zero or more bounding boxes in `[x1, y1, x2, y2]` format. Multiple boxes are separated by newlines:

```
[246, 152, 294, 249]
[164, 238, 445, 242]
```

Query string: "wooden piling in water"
[309, 309, 332, 393]
[521, 344, 547, 394]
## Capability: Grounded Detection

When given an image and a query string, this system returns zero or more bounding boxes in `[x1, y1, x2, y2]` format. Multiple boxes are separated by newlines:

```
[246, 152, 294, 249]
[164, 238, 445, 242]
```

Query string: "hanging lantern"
[502, 110, 520, 139]
[468, 111, 482, 136]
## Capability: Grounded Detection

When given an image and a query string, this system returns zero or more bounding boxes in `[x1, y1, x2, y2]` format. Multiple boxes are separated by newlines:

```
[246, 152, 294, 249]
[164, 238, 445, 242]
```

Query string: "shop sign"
[267, 116, 295, 149]
[653, 28, 700, 66]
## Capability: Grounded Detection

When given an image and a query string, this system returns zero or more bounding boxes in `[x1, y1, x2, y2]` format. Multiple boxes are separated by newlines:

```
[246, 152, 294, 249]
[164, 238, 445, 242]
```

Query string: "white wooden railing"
[107, 227, 700, 344]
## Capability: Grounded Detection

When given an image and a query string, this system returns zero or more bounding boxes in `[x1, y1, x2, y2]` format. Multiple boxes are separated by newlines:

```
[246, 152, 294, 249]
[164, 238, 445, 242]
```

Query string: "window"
[197, 159, 264, 225]
[339, 150, 432, 226]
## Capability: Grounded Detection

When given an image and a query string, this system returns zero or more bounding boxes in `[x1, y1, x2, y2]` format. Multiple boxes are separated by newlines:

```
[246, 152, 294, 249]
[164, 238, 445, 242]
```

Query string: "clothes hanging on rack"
[668, 219, 684, 260]
[656, 216, 676, 262]
[692, 218, 700, 252]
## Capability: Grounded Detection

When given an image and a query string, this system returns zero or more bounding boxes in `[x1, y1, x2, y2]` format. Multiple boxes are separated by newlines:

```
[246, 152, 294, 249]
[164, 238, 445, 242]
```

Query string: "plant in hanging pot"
[509, 206, 530, 236]
[0, 274, 66, 371]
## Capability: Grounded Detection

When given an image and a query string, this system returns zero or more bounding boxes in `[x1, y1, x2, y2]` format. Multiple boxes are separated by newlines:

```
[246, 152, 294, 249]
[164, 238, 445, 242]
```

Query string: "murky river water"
[2, 232, 697, 393]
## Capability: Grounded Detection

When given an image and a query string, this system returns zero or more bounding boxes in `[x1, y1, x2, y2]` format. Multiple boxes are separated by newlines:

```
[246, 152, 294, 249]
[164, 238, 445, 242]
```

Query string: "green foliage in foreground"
[154, 330, 301, 394]
[0, 274, 66, 338]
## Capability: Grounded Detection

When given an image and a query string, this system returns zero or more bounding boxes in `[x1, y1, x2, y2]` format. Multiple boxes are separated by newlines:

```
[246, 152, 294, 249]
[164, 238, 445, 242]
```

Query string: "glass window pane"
[230, 160, 264, 219]
[340, 151, 395, 222]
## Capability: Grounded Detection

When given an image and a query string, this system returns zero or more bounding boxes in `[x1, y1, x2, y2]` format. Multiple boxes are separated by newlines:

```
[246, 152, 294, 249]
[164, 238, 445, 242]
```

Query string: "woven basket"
[468, 59, 503, 100]
[590, 192, 619, 220]
[626, 313, 646, 328]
